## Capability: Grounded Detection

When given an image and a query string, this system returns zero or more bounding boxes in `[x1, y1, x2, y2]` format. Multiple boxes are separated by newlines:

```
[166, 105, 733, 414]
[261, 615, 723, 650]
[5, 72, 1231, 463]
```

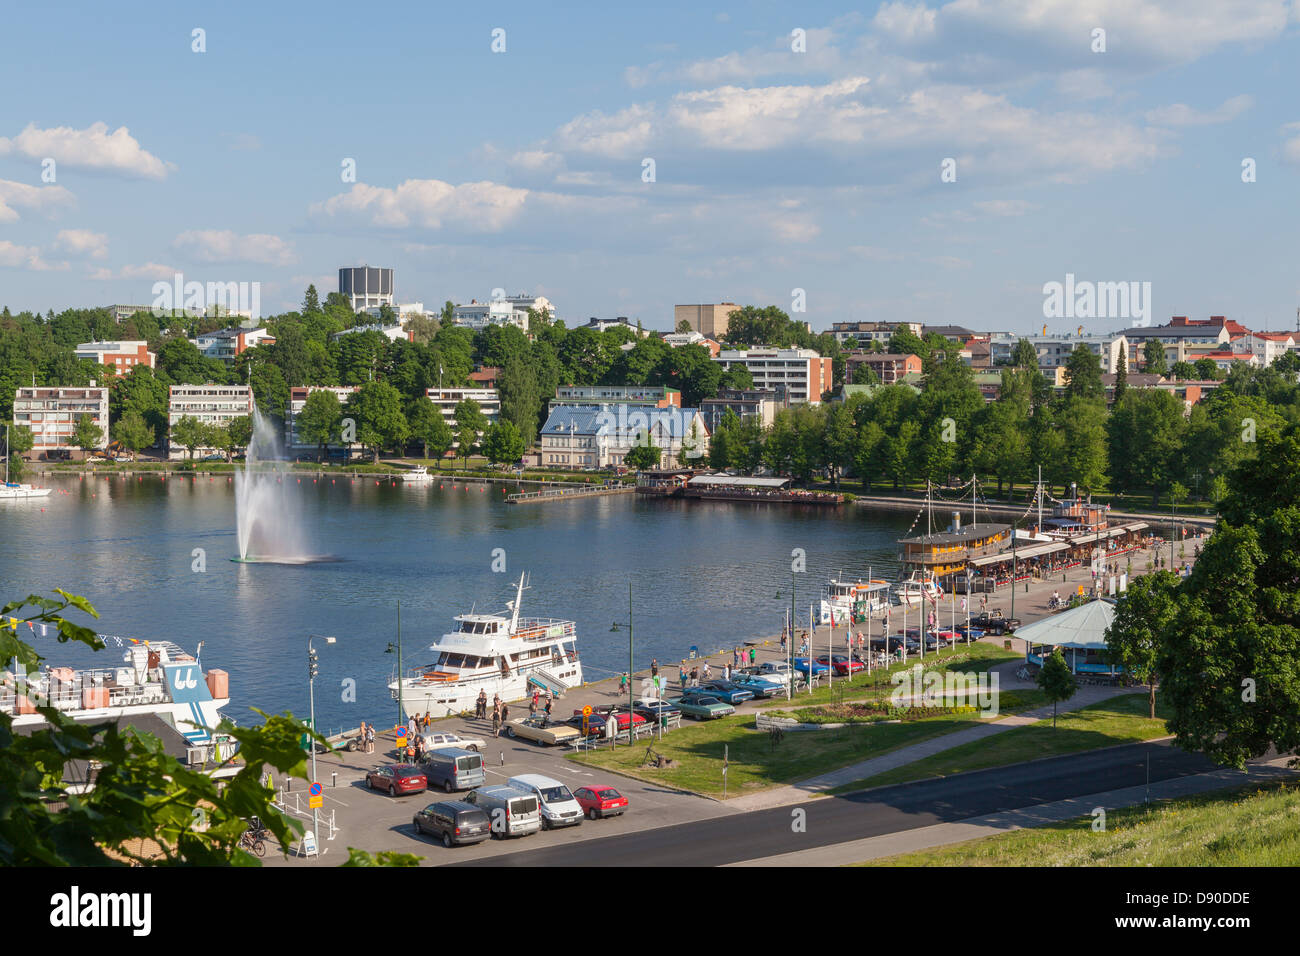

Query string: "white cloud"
[1145, 94, 1253, 127]
[554, 105, 657, 158]
[86, 261, 178, 281]
[972, 199, 1037, 216]
[0, 240, 66, 271]
[311, 179, 531, 232]
[54, 229, 108, 259]
[508, 149, 563, 173]
[0, 122, 173, 179]
[172, 229, 297, 266]
[1282, 122, 1300, 165]
[873, 3, 938, 41]
[0, 179, 75, 223]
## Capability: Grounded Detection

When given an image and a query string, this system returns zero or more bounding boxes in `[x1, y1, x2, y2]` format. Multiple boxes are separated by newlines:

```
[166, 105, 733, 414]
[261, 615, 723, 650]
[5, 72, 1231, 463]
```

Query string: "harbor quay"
[256, 533, 1203, 865]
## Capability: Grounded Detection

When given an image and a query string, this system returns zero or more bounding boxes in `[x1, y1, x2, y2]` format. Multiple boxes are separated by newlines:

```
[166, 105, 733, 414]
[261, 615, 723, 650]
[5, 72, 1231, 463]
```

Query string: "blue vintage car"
[696, 680, 755, 705]
[792, 657, 830, 676]
[669, 694, 736, 720]
[727, 673, 786, 698]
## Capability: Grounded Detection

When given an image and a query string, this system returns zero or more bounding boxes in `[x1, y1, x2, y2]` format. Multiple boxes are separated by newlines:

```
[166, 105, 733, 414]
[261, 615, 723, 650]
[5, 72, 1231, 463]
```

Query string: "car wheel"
[587, 808, 598, 820]
[442, 831, 453, 848]
[467, 745, 479, 752]
[444, 780, 453, 794]
[388, 784, 396, 797]
[414, 818, 423, 835]
[541, 817, 550, 831]
[506, 727, 516, 738]
[366, 777, 374, 790]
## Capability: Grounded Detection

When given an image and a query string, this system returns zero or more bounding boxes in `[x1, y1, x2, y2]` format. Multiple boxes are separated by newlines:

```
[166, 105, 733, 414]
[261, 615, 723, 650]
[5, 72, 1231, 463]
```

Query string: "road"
[446, 740, 1219, 866]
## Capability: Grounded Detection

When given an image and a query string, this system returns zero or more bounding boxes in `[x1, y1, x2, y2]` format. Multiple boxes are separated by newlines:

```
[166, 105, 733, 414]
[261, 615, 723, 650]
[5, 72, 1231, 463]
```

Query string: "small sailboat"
[1, 423, 52, 500]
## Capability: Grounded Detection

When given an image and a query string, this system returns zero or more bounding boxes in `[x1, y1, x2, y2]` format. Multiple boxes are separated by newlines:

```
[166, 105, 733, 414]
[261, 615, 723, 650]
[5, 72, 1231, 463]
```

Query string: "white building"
[12, 386, 110, 459]
[167, 384, 254, 459]
[284, 386, 361, 452]
[579, 317, 650, 337]
[190, 326, 276, 362]
[452, 300, 529, 332]
[989, 333, 1129, 373]
[539, 404, 709, 469]
[330, 323, 413, 343]
[73, 340, 156, 377]
[829, 321, 923, 348]
[713, 347, 835, 405]
[425, 388, 501, 449]
[1232, 332, 1294, 367]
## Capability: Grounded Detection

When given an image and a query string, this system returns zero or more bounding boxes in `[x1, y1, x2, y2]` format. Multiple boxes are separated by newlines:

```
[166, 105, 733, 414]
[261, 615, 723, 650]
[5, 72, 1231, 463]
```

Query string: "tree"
[676, 318, 692, 333]
[170, 416, 206, 460]
[225, 416, 253, 460]
[624, 433, 661, 471]
[1142, 338, 1168, 375]
[1193, 357, 1221, 381]
[452, 398, 488, 465]
[1105, 571, 1179, 718]
[1169, 360, 1196, 381]
[482, 420, 525, 466]
[4, 423, 33, 480]
[1036, 647, 1077, 728]
[1112, 346, 1128, 402]
[497, 358, 542, 447]
[1063, 344, 1103, 401]
[297, 390, 343, 462]
[345, 381, 408, 463]
[851, 363, 880, 385]
[1011, 338, 1038, 370]
[111, 409, 156, 454]
[405, 398, 450, 463]
[301, 284, 321, 315]
[71, 415, 104, 454]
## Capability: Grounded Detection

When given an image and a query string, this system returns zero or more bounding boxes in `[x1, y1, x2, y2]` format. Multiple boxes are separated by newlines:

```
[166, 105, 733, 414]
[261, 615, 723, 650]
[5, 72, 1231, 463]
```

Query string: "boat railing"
[1, 665, 174, 713]
[395, 651, 581, 691]
[512, 619, 577, 642]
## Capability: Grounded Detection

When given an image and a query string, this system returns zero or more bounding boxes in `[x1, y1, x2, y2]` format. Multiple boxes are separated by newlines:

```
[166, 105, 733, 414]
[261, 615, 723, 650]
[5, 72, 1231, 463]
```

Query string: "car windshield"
[596, 789, 621, 799]
[456, 756, 481, 771]
[540, 786, 573, 802]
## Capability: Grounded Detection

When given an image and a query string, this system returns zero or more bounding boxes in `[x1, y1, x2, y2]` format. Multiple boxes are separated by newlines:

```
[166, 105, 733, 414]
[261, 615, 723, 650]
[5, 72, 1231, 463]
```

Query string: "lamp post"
[609, 583, 635, 745]
[307, 633, 336, 850]
[385, 600, 404, 725]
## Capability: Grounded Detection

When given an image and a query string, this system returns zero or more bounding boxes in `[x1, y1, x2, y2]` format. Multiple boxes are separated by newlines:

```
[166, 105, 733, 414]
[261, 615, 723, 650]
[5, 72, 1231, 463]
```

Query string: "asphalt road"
[448, 740, 1219, 866]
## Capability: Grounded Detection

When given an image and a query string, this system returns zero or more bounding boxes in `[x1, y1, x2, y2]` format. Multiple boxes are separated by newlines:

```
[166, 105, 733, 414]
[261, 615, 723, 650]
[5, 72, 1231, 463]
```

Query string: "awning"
[688, 474, 790, 489]
[1014, 599, 1115, 651]
[968, 540, 1067, 566]
[1125, 521, 1149, 532]
[1071, 532, 1101, 545]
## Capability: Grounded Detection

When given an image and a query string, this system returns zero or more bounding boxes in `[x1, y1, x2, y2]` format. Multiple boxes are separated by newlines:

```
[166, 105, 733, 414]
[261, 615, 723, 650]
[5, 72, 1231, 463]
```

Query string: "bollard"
[499, 750, 504, 767]
[332, 772, 337, 789]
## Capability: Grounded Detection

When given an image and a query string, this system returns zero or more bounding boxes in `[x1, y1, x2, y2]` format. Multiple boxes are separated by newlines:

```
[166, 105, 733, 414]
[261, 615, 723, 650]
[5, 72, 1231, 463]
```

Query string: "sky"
[1, 0, 1299, 335]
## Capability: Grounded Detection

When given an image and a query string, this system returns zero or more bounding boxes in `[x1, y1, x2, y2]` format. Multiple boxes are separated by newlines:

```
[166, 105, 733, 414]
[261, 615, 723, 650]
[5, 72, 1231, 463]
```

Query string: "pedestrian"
[366, 722, 375, 753]
[501, 703, 509, 723]
[723, 663, 730, 682]
[690, 665, 698, 686]
[491, 703, 501, 737]
[702, 662, 711, 681]
[532, 690, 539, 710]
[529, 696, 537, 716]
[651, 658, 659, 678]
[749, 648, 756, 666]
[780, 631, 788, 653]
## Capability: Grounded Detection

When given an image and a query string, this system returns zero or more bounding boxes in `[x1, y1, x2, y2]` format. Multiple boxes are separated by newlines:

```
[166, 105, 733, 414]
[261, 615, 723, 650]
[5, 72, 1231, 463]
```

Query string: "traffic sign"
[309, 794, 323, 809]
[582, 705, 592, 717]
[309, 782, 322, 796]
[395, 724, 407, 746]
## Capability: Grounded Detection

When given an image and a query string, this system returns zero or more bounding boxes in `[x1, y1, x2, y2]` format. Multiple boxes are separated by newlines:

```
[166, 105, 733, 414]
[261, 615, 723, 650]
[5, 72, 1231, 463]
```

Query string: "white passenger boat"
[820, 576, 891, 625]
[389, 574, 583, 716]
[402, 466, 433, 482]
[1, 425, 51, 499]
[3, 640, 234, 776]
[892, 570, 943, 607]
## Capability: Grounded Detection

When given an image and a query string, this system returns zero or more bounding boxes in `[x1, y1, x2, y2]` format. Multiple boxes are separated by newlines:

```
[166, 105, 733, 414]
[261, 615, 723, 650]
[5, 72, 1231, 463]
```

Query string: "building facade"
[12, 386, 109, 459]
[284, 385, 360, 452]
[425, 388, 501, 448]
[539, 403, 709, 470]
[675, 303, 738, 340]
[699, 388, 782, 432]
[844, 351, 923, 384]
[829, 321, 922, 348]
[338, 267, 394, 312]
[713, 347, 834, 404]
[190, 326, 276, 362]
[167, 385, 254, 459]
[553, 385, 680, 408]
[73, 340, 156, 377]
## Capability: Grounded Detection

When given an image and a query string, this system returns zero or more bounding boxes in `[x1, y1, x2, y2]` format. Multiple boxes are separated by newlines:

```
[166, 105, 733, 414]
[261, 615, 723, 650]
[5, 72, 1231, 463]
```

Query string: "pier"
[507, 485, 636, 504]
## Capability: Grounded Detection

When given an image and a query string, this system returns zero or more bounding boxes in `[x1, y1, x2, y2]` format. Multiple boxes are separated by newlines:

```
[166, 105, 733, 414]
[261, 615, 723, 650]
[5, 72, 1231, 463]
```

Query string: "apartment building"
[1232, 332, 1294, 367]
[553, 385, 681, 408]
[699, 388, 782, 432]
[11, 386, 109, 459]
[73, 340, 156, 377]
[284, 386, 360, 452]
[844, 351, 923, 384]
[166, 385, 254, 459]
[425, 388, 501, 449]
[675, 303, 738, 340]
[713, 347, 834, 404]
[190, 326, 276, 362]
[662, 330, 722, 357]
[989, 333, 1129, 374]
[829, 321, 922, 348]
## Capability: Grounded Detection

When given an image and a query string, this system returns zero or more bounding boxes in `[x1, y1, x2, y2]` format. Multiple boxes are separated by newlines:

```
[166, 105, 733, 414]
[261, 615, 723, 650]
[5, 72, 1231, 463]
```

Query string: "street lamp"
[609, 583, 636, 745]
[307, 633, 336, 852]
[385, 600, 404, 725]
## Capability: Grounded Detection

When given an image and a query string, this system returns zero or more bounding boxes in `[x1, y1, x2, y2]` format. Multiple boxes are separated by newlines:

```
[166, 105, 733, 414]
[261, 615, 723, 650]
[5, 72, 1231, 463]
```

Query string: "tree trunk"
[1149, 681, 1156, 720]
[1053, 700, 1058, 728]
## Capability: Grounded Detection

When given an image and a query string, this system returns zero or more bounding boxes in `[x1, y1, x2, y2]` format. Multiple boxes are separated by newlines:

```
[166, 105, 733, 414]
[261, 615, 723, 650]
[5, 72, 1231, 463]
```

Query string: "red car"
[570, 709, 647, 736]
[366, 763, 428, 797]
[816, 655, 866, 676]
[573, 785, 628, 820]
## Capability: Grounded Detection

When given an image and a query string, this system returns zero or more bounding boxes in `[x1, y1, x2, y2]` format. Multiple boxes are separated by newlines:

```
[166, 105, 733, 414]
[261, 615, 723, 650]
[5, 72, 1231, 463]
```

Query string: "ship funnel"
[951, 511, 961, 533]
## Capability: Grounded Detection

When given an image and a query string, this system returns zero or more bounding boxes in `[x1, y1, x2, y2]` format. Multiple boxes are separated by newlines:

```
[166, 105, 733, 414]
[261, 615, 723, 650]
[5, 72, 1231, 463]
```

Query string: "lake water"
[0, 474, 915, 730]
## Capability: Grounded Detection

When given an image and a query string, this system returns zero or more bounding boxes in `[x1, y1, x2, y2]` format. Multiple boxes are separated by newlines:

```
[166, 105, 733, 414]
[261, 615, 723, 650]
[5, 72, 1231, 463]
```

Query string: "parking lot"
[262, 717, 734, 866]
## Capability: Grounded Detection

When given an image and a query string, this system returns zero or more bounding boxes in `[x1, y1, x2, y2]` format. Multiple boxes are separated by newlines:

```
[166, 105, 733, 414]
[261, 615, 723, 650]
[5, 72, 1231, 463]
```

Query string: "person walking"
[491, 703, 501, 737]
[651, 659, 659, 679]
[702, 662, 711, 681]
[500, 702, 509, 725]
[529, 696, 537, 716]
[748, 647, 756, 666]
[689, 665, 698, 686]
[543, 697, 553, 725]
[679, 664, 687, 689]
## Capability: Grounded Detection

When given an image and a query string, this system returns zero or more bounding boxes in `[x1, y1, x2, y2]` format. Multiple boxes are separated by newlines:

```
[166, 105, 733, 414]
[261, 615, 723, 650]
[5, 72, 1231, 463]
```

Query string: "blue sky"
[2, 0, 1299, 334]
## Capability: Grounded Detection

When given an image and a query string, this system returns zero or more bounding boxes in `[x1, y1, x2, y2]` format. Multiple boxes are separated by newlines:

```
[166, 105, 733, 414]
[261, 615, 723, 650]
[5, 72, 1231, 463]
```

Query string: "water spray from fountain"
[232, 404, 317, 563]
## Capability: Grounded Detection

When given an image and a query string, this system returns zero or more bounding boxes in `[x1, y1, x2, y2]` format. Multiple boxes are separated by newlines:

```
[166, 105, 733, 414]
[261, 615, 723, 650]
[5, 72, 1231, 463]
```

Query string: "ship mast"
[507, 572, 528, 633]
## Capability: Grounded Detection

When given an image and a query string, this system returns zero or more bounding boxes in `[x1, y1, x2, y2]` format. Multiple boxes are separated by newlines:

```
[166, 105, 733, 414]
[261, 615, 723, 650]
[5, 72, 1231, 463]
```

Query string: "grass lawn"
[860, 779, 1300, 866]
[826, 692, 1172, 795]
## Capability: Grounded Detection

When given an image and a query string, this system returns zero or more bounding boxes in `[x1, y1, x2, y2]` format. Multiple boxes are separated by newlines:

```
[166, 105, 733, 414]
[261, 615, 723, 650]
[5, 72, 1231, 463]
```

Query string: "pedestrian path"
[726, 666, 1130, 811]
[726, 756, 1298, 866]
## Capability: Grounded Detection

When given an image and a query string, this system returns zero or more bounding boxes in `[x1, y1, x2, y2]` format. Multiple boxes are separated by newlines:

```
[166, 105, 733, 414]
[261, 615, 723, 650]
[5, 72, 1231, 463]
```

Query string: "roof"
[1014, 599, 1115, 651]
[901, 522, 1010, 546]
[540, 404, 703, 438]
[689, 474, 790, 489]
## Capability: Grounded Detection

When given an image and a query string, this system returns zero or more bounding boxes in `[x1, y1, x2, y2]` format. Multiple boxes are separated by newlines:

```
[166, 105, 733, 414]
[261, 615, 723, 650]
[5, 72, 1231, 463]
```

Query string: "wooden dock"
[507, 485, 636, 505]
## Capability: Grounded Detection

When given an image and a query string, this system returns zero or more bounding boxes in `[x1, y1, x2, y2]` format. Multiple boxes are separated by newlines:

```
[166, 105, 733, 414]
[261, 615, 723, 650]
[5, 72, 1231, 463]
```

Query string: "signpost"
[309, 781, 322, 810]
[582, 705, 592, 736]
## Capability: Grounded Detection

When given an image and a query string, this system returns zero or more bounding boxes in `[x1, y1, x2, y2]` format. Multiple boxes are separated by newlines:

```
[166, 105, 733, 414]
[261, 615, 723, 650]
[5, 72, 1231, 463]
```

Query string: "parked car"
[464, 785, 542, 838]
[671, 693, 735, 720]
[971, 610, 1020, 635]
[728, 672, 786, 697]
[632, 697, 681, 722]
[412, 800, 491, 847]
[954, 624, 986, 640]
[505, 714, 582, 746]
[792, 658, 830, 677]
[366, 763, 428, 797]
[507, 774, 584, 830]
[696, 680, 755, 705]
[573, 785, 628, 820]
[815, 655, 866, 676]
[758, 661, 795, 681]
[421, 731, 485, 753]
[417, 748, 485, 793]
[569, 709, 647, 736]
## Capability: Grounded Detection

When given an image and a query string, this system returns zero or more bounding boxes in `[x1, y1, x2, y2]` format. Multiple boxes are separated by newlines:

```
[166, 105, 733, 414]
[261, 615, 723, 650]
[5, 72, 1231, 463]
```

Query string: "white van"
[507, 774, 584, 830]
[464, 785, 542, 838]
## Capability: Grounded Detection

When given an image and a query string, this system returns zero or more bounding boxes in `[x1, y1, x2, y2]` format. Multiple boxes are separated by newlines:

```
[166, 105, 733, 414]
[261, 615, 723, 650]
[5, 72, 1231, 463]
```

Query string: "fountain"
[232, 405, 326, 563]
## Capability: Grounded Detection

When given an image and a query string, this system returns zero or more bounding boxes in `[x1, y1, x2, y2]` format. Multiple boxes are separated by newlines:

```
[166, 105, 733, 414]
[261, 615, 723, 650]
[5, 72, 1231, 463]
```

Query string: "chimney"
[951, 511, 961, 533]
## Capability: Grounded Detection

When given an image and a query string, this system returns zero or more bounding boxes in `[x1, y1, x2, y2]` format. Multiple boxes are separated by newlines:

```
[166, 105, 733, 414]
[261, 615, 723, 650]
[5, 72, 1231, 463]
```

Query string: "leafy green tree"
[406, 398, 451, 463]
[1105, 571, 1179, 718]
[1035, 647, 1077, 728]
[887, 327, 927, 364]
[249, 363, 289, 421]
[345, 381, 409, 463]
[111, 366, 169, 440]
[1193, 357, 1221, 380]
[225, 416, 253, 460]
[971, 395, 1028, 495]
[676, 318, 692, 333]
[1011, 338, 1038, 370]
[1142, 339, 1168, 375]
[1056, 397, 1108, 493]
[298, 390, 343, 461]
[1106, 390, 1187, 498]
[1063, 344, 1103, 401]
[302, 284, 321, 315]
[497, 358, 542, 447]
[170, 416, 206, 460]
[851, 363, 880, 385]
[624, 433, 662, 471]
[482, 420, 525, 465]
[452, 398, 488, 465]
[1169, 361, 1196, 381]
[72, 415, 104, 454]
[111, 409, 156, 453]
[708, 408, 741, 470]
[156, 338, 228, 385]
[4, 423, 33, 480]
[1112, 345, 1128, 402]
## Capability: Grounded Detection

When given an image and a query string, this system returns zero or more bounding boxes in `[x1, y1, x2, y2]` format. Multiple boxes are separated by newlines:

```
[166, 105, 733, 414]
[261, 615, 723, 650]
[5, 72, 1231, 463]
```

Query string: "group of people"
[405, 710, 434, 733]
[357, 721, 376, 753]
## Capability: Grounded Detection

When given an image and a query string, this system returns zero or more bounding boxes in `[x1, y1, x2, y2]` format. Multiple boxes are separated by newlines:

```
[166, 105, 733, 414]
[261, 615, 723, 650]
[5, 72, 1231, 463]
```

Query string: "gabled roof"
[1014, 599, 1115, 650]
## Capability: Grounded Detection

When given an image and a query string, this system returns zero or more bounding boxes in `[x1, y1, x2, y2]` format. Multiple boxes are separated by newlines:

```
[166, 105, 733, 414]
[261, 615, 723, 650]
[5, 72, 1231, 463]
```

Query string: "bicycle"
[238, 828, 267, 857]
